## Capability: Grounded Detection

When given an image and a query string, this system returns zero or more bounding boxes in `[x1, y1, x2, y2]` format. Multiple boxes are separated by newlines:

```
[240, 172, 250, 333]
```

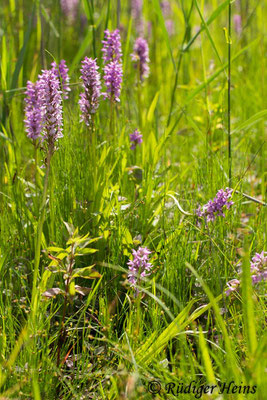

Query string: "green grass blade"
[69, 28, 93, 75]
[241, 250, 257, 355]
[199, 326, 216, 384]
[194, 0, 222, 65]
[231, 110, 267, 135]
[152, 0, 176, 71]
[10, 5, 35, 94]
[183, 0, 231, 52]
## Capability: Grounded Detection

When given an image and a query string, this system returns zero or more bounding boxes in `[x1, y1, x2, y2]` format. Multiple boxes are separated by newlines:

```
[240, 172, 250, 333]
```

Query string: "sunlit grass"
[0, 0, 266, 399]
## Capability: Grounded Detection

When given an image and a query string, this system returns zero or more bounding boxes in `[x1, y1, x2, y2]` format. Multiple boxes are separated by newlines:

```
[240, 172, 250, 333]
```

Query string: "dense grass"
[0, 0, 266, 399]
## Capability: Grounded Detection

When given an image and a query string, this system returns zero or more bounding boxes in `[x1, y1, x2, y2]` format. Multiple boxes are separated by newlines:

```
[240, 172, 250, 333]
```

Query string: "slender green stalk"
[31, 150, 52, 313]
[137, 79, 142, 129]
[57, 244, 74, 367]
[109, 99, 114, 139]
[227, 2, 232, 186]
[90, 118, 97, 213]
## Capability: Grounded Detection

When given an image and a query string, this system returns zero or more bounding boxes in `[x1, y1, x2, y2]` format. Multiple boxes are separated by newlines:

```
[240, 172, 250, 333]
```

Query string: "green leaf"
[72, 266, 101, 279]
[135, 300, 196, 365]
[185, 38, 260, 105]
[67, 233, 90, 245]
[1, 35, 7, 91]
[121, 227, 133, 246]
[152, 0, 176, 70]
[40, 5, 59, 38]
[46, 246, 65, 252]
[147, 90, 160, 123]
[223, 27, 232, 45]
[194, 0, 222, 64]
[231, 110, 267, 135]
[11, 5, 35, 94]
[241, 251, 257, 355]
[69, 281, 76, 296]
[48, 252, 68, 267]
[76, 248, 98, 255]
[186, 262, 240, 380]
[69, 28, 93, 74]
[183, 0, 231, 52]
[122, 17, 133, 74]
[199, 326, 216, 384]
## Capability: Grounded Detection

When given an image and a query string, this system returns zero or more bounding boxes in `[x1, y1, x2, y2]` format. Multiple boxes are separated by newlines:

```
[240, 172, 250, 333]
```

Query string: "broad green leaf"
[67, 233, 89, 245]
[48, 252, 68, 267]
[72, 266, 101, 279]
[46, 246, 65, 252]
[69, 281, 76, 296]
[147, 90, 160, 123]
[76, 248, 98, 255]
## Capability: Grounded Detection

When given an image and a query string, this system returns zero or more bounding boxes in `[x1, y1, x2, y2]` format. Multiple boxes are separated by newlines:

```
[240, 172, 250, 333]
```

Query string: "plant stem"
[56, 244, 74, 367]
[109, 99, 114, 139]
[31, 150, 52, 315]
[228, 2, 232, 186]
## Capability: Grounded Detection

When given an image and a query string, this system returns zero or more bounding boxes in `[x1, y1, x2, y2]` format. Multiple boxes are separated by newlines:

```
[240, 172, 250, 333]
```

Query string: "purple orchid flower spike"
[103, 60, 123, 103]
[37, 69, 63, 150]
[196, 188, 234, 222]
[101, 29, 122, 64]
[131, 37, 150, 81]
[24, 80, 43, 141]
[79, 57, 101, 126]
[51, 60, 71, 100]
[127, 246, 153, 294]
[130, 129, 143, 150]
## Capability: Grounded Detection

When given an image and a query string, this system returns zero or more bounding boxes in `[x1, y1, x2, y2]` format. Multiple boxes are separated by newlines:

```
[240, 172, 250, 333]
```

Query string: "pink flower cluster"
[250, 251, 267, 284]
[102, 29, 123, 103]
[103, 61, 123, 103]
[102, 29, 122, 64]
[130, 129, 143, 150]
[24, 62, 68, 149]
[38, 69, 63, 148]
[79, 57, 101, 126]
[51, 60, 71, 99]
[225, 251, 267, 296]
[60, 0, 79, 22]
[127, 247, 153, 292]
[196, 188, 234, 222]
[24, 80, 43, 141]
[24, 31, 152, 142]
[131, 37, 150, 81]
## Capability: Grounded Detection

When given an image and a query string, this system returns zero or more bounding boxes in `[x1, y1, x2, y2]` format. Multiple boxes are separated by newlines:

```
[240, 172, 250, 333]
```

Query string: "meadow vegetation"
[0, 0, 266, 399]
